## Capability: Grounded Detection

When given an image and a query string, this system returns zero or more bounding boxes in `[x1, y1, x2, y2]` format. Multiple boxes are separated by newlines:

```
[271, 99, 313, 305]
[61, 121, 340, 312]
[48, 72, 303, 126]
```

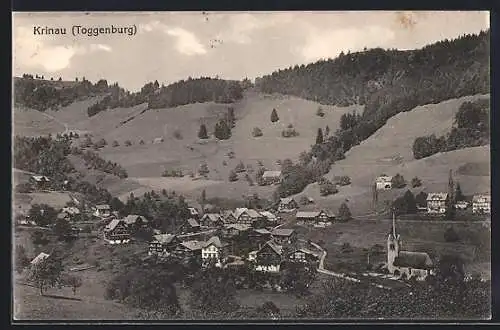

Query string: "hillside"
[293, 94, 490, 215]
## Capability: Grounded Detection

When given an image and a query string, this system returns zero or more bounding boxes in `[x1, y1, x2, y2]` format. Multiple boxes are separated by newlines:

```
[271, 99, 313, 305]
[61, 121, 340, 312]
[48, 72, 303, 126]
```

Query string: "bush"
[282, 125, 299, 138]
[198, 124, 208, 139]
[319, 179, 338, 196]
[162, 168, 183, 177]
[139, 139, 145, 145]
[411, 177, 422, 188]
[222, 160, 227, 166]
[316, 107, 325, 117]
[94, 138, 107, 148]
[337, 202, 352, 222]
[112, 141, 119, 147]
[391, 173, 406, 189]
[341, 243, 353, 253]
[229, 170, 238, 182]
[252, 127, 263, 137]
[335, 175, 351, 186]
[392, 190, 418, 215]
[82, 225, 92, 233]
[235, 161, 246, 173]
[124, 140, 132, 147]
[271, 108, 279, 123]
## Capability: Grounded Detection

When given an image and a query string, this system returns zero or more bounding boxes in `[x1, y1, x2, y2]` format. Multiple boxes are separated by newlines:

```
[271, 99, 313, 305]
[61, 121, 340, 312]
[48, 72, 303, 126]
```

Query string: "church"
[387, 213, 435, 281]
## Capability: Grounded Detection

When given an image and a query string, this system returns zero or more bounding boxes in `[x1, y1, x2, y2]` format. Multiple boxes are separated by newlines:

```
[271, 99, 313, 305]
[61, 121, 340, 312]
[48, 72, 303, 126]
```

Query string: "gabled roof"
[472, 194, 491, 203]
[123, 214, 148, 225]
[62, 207, 80, 215]
[234, 208, 248, 219]
[187, 218, 200, 227]
[96, 204, 111, 210]
[296, 211, 321, 218]
[31, 252, 50, 265]
[246, 209, 263, 219]
[105, 219, 125, 231]
[203, 236, 227, 248]
[31, 175, 50, 182]
[152, 234, 177, 245]
[376, 175, 392, 182]
[259, 211, 277, 220]
[225, 223, 251, 231]
[426, 193, 448, 201]
[279, 197, 296, 204]
[221, 210, 236, 219]
[262, 170, 282, 178]
[288, 247, 320, 258]
[202, 213, 222, 222]
[259, 241, 283, 255]
[394, 251, 433, 269]
[253, 228, 271, 235]
[271, 228, 295, 237]
[188, 207, 199, 215]
[180, 240, 205, 251]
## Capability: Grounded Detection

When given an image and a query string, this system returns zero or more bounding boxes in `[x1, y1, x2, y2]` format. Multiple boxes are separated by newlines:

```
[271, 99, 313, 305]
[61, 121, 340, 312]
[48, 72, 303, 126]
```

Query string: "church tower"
[387, 212, 401, 273]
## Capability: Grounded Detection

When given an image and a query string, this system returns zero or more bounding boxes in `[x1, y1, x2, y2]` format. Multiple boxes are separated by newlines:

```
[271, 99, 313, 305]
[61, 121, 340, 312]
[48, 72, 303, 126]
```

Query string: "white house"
[30, 252, 50, 265]
[375, 175, 392, 190]
[93, 204, 111, 217]
[472, 194, 491, 214]
[426, 193, 448, 214]
[201, 236, 228, 268]
[103, 219, 131, 244]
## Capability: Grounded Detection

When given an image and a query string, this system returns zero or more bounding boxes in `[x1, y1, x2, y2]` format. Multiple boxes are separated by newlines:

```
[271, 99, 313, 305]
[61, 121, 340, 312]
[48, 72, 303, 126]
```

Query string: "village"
[17, 170, 491, 295]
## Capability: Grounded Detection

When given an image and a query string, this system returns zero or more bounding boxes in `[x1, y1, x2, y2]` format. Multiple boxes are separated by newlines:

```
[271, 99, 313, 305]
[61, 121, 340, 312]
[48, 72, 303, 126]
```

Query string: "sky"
[12, 11, 489, 92]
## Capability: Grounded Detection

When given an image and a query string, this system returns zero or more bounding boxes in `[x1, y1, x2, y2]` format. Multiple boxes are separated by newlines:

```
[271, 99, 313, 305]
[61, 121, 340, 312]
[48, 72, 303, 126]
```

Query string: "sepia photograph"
[11, 11, 491, 321]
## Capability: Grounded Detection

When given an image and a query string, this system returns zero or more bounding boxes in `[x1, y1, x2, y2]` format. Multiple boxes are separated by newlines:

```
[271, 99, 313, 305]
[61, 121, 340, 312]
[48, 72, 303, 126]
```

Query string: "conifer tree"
[271, 108, 279, 123]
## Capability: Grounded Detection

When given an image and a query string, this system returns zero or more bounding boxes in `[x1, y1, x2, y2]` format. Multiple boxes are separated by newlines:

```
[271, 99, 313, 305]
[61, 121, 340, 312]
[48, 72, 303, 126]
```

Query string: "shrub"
[335, 175, 351, 186]
[391, 173, 406, 189]
[271, 108, 279, 122]
[235, 161, 246, 173]
[316, 107, 325, 117]
[95, 138, 107, 148]
[411, 177, 422, 188]
[252, 127, 263, 137]
[282, 125, 299, 138]
[229, 170, 238, 182]
[112, 141, 119, 147]
[124, 140, 132, 147]
[139, 139, 145, 145]
[198, 124, 208, 139]
[319, 179, 338, 196]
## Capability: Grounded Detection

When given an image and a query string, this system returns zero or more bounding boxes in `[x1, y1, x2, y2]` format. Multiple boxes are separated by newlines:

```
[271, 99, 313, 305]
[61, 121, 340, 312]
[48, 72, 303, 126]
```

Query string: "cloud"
[300, 25, 396, 61]
[13, 26, 112, 72]
[166, 27, 207, 56]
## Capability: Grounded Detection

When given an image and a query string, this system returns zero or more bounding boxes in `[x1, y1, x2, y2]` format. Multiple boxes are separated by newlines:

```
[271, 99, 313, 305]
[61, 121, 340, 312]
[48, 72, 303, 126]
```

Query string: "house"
[426, 193, 448, 214]
[278, 198, 298, 212]
[454, 200, 469, 210]
[472, 194, 491, 214]
[62, 206, 80, 216]
[234, 208, 265, 226]
[93, 204, 111, 218]
[103, 219, 131, 244]
[221, 210, 236, 223]
[387, 213, 434, 280]
[262, 171, 283, 185]
[249, 228, 272, 247]
[175, 240, 205, 260]
[295, 210, 332, 225]
[188, 207, 200, 220]
[222, 223, 251, 238]
[30, 252, 50, 265]
[375, 175, 392, 190]
[259, 211, 278, 223]
[148, 234, 180, 256]
[57, 212, 69, 221]
[182, 218, 200, 233]
[201, 236, 229, 267]
[271, 228, 296, 245]
[253, 241, 283, 273]
[200, 213, 224, 228]
[123, 214, 149, 231]
[29, 175, 50, 190]
[286, 248, 320, 265]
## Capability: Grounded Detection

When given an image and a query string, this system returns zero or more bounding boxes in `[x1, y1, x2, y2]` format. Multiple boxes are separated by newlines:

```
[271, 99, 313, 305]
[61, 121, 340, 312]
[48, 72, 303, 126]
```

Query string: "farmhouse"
[148, 234, 180, 256]
[472, 194, 491, 214]
[253, 241, 283, 273]
[200, 213, 224, 228]
[30, 252, 50, 265]
[249, 228, 272, 247]
[259, 211, 278, 223]
[387, 213, 434, 280]
[182, 218, 201, 233]
[454, 200, 469, 210]
[93, 204, 111, 218]
[201, 236, 229, 268]
[222, 223, 251, 238]
[286, 248, 320, 265]
[188, 207, 200, 219]
[295, 210, 332, 225]
[278, 198, 298, 212]
[426, 193, 448, 214]
[262, 170, 282, 185]
[375, 175, 392, 190]
[271, 228, 296, 245]
[103, 219, 131, 244]
[234, 208, 265, 226]
[29, 175, 50, 190]
[221, 210, 236, 223]
[123, 214, 149, 231]
[175, 240, 205, 260]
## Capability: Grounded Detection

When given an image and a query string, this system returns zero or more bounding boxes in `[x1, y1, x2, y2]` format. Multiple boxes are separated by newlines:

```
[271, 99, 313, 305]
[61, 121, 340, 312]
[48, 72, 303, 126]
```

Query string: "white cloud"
[13, 26, 112, 72]
[300, 25, 396, 61]
[166, 27, 207, 56]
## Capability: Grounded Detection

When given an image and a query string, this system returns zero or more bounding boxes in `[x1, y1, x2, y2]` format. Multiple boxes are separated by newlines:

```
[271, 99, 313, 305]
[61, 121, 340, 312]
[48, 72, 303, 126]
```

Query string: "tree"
[200, 189, 207, 214]
[29, 204, 58, 227]
[28, 255, 64, 295]
[392, 190, 417, 215]
[325, 125, 330, 137]
[316, 106, 325, 117]
[316, 128, 324, 144]
[110, 197, 125, 213]
[112, 140, 120, 147]
[227, 107, 236, 127]
[64, 275, 83, 295]
[235, 161, 245, 173]
[335, 175, 351, 186]
[214, 120, 231, 140]
[53, 218, 72, 240]
[271, 108, 279, 122]
[31, 231, 49, 245]
[199, 162, 210, 177]
[391, 173, 406, 189]
[124, 140, 132, 146]
[455, 182, 465, 202]
[319, 179, 338, 196]
[415, 191, 428, 208]
[228, 170, 238, 182]
[15, 245, 30, 274]
[411, 177, 422, 188]
[337, 202, 352, 222]
[198, 124, 208, 139]
[252, 127, 263, 137]
[436, 254, 465, 282]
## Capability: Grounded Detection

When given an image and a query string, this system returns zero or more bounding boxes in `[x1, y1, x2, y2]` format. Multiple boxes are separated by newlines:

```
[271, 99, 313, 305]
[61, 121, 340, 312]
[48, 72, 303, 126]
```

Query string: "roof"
[376, 175, 392, 182]
[202, 213, 222, 222]
[262, 170, 282, 178]
[426, 193, 448, 201]
[260, 241, 283, 255]
[62, 207, 80, 214]
[253, 228, 271, 235]
[187, 218, 200, 227]
[296, 211, 321, 218]
[180, 240, 205, 251]
[225, 223, 251, 231]
[259, 211, 277, 219]
[472, 194, 491, 203]
[393, 251, 433, 269]
[57, 212, 68, 219]
[96, 204, 111, 210]
[31, 175, 50, 182]
[271, 228, 295, 237]
[105, 219, 124, 231]
[203, 236, 226, 248]
[289, 247, 320, 257]
[234, 208, 248, 219]
[221, 210, 236, 219]
[31, 252, 50, 265]
[280, 197, 296, 204]
[153, 234, 177, 244]
[246, 209, 263, 218]
[188, 207, 199, 215]
[123, 214, 148, 225]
